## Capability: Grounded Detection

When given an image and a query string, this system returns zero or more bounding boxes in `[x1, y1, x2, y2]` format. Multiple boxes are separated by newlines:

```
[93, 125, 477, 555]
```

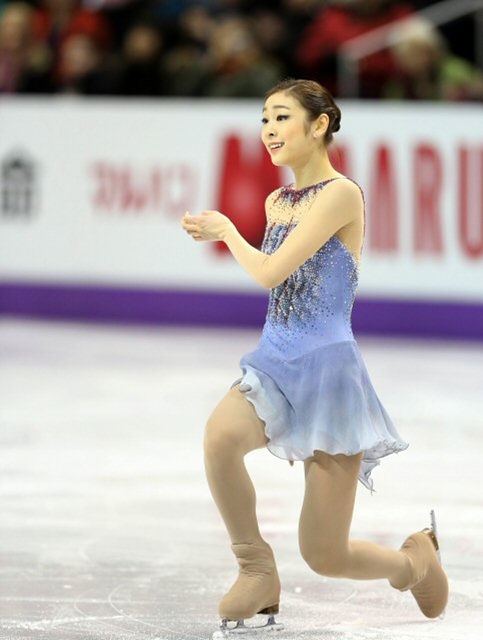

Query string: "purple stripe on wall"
[0, 282, 267, 328]
[352, 297, 483, 341]
[0, 281, 482, 341]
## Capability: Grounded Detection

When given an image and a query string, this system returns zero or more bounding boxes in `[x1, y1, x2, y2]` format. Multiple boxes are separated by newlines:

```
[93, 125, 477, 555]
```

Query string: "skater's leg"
[204, 383, 281, 621]
[203, 382, 269, 544]
[298, 451, 411, 585]
[298, 450, 448, 618]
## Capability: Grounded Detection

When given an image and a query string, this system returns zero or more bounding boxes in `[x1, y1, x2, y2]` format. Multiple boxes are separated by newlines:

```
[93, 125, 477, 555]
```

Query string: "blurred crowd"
[1, 0, 482, 100]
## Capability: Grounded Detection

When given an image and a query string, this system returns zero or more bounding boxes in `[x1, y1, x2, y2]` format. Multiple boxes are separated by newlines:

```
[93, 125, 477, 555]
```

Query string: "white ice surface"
[0, 319, 482, 640]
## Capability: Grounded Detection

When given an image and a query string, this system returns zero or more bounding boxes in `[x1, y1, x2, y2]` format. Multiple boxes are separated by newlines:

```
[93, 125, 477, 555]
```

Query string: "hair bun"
[332, 110, 341, 133]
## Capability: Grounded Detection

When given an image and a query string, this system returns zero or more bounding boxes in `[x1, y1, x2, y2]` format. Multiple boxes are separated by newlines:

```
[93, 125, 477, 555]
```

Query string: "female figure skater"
[181, 78, 448, 637]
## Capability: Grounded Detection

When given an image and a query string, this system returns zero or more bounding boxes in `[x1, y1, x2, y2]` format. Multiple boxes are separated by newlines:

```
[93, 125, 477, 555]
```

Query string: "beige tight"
[204, 383, 411, 587]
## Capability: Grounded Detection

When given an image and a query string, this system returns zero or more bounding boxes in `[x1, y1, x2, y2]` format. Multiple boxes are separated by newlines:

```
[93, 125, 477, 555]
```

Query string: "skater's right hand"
[288, 460, 294, 467]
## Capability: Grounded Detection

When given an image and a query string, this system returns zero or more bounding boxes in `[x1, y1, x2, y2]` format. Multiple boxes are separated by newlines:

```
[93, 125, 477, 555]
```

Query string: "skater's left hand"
[288, 460, 294, 467]
[182, 210, 235, 242]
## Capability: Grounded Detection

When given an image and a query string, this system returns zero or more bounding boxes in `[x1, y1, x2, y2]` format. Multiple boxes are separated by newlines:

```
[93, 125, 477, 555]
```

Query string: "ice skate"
[212, 539, 284, 638]
[390, 509, 448, 619]
[212, 613, 284, 638]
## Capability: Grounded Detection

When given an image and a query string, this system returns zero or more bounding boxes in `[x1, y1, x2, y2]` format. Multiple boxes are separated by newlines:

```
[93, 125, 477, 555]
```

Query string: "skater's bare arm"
[181, 199, 272, 289]
[181, 182, 360, 290]
[221, 224, 271, 288]
[262, 180, 362, 288]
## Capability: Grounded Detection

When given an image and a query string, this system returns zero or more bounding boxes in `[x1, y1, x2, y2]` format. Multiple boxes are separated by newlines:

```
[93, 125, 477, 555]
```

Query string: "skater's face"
[261, 91, 327, 167]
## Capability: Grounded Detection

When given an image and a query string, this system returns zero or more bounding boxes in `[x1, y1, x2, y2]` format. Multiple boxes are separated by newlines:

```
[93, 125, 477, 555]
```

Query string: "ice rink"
[1, 318, 481, 640]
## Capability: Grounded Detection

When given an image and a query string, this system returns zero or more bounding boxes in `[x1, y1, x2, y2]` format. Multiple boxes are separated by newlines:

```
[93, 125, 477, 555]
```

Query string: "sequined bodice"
[258, 178, 363, 359]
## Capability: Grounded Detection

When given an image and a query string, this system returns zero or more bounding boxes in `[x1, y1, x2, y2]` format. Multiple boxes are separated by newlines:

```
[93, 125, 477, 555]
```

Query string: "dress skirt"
[230, 339, 409, 493]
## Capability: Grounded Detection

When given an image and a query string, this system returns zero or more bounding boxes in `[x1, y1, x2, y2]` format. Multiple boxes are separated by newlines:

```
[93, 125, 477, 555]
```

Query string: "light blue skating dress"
[230, 177, 409, 492]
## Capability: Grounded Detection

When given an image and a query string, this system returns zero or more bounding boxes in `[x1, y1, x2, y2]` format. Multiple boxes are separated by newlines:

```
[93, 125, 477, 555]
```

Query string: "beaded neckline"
[276, 177, 344, 207]
[285, 177, 343, 193]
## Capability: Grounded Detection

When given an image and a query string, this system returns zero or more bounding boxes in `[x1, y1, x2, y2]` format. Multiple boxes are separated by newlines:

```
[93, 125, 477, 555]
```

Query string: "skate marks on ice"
[0, 320, 482, 640]
[0, 497, 221, 639]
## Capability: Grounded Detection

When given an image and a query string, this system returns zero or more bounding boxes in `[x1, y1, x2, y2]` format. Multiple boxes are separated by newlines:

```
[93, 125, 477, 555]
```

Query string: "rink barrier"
[0, 281, 482, 341]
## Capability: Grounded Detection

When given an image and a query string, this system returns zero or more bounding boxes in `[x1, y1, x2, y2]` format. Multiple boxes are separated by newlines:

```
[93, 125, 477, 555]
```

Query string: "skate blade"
[429, 509, 446, 620]
[212, 614, 284, 638]
[429, 510, 441, 563]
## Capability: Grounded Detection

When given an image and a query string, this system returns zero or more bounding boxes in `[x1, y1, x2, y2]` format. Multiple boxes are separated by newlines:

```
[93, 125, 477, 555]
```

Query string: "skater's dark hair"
[264, 78, 341, 146]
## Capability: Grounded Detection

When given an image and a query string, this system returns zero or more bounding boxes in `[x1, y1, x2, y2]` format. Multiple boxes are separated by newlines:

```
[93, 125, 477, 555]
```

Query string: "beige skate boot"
[390, 510, 448, 619]
[218, 538, 281, 623]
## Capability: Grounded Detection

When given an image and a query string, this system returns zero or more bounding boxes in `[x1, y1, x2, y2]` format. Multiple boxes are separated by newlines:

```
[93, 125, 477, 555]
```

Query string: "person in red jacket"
[296, 0, 414, 97]
[33, 0, 111, 85]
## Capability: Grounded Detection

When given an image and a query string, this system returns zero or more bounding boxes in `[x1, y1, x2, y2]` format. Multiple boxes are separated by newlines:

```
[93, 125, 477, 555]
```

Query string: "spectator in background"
[161, 4, 215, 95]
[115, 22, 165, 96]
[247, 7, 289, 73]
[279, 0, 326, 76]
[383, 16, 483, 101]
[204, 16, 282, 97]
[56, 31, 116, 93]
[85, 0, 153, 53]
[33, 0, 111, 84]
[152, 0, 208, 27]
[296, 0, 414, 97]
[0, 1, 54, 93]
